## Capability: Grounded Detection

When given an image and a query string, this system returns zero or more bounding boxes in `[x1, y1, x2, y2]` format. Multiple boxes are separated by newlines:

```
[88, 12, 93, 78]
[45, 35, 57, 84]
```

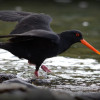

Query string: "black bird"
[0, 11, 99, 77]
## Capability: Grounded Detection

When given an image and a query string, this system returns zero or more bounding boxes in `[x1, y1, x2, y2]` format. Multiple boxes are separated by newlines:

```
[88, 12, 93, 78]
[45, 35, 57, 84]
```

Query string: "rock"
[0, 83, 29, 93]
[0, 73, 75, 100]
[0, 82, 74, 100]
[0, 85, 58, 100]
[0, 73, 100, 100]
[28, 78, 51, 86]
[0, 73, 16, 83]
[3, 78, 36, 89]
[75, 93, 100, 100]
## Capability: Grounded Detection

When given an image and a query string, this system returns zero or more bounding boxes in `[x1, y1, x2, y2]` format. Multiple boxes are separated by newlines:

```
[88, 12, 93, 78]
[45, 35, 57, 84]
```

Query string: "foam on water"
[0, 49, 100, 92]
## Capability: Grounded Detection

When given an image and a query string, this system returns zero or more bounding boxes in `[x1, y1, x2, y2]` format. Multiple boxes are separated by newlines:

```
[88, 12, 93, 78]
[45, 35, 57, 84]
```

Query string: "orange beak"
[80, 39, 100, 55]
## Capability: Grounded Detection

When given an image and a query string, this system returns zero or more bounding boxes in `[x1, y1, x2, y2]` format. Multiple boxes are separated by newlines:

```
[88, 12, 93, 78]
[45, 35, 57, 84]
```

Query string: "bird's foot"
[41, 65, 51, 72]
[34, 65, 51, 78]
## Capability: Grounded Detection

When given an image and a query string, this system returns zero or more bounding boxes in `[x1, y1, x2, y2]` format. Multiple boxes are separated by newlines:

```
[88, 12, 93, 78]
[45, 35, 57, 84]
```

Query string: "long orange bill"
[80, 39, 100, 55]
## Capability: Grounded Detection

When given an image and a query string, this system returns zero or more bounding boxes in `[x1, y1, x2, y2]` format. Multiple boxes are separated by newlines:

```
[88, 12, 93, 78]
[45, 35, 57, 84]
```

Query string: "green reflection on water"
[0, 1, 100, 61]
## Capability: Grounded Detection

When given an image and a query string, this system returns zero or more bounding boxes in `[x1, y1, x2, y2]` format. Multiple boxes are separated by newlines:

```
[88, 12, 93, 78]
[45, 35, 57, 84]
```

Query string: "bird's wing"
[0, 10, 32, 22]
[0, 10, 52, 34]
[9, 13, 52, 34]
[0, 30, 60, 44]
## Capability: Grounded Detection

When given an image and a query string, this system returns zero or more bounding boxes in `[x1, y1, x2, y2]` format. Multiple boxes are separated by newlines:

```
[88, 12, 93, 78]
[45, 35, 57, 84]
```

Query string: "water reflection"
[0, 49, 100, 92]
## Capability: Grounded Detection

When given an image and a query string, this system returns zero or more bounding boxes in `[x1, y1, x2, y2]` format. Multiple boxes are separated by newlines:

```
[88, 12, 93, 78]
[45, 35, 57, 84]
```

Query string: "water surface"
[0, 0, 100, 93]
[0, 49, 100, 93]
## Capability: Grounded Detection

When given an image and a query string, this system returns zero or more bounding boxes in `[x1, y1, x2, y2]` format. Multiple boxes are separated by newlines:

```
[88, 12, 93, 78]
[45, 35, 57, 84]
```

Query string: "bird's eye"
[76, 33, 80, 37]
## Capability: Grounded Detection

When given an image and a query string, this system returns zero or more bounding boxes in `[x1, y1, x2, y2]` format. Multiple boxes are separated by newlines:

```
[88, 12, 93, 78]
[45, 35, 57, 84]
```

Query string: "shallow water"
[0, 1, 100, 93]
[0, 49, 100, 93]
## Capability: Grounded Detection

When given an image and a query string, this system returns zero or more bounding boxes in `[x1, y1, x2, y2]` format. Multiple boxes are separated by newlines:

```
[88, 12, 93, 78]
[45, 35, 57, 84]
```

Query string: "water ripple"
[0, 49, 100, 92]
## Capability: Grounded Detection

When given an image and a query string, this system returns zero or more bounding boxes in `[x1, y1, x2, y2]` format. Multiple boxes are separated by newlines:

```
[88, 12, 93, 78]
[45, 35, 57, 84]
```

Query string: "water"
[0, 49, 100, 93]
[0, 0, 100, 93]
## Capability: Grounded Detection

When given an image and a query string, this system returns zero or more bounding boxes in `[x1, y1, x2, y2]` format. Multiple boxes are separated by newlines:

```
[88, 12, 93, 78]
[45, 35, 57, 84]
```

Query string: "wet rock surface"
[0, 73, 100, 100]
[0, 73, 17, 83]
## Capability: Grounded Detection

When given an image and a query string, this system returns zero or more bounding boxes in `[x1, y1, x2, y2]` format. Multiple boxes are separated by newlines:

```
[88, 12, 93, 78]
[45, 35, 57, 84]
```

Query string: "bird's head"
[61, 30, 100, 55]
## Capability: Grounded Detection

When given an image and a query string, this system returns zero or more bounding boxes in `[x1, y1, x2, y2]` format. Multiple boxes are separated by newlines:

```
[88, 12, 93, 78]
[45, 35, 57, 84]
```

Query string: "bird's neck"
[58, 34, 73, 54]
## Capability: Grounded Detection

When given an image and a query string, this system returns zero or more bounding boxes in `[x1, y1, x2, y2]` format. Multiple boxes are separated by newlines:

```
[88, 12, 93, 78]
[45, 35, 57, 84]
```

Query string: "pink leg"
[34, 71, 38, 77]
[41, 65, 51, 72]
[28, 61, 38, 77]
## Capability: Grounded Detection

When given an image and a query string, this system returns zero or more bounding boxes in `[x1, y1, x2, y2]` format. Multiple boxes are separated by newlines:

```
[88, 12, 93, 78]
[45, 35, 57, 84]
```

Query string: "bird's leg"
[41, 65, 51, 72]
[34, 70, 38, 77]
[28, 60, 39, 77]
[34, 65, 40, 77]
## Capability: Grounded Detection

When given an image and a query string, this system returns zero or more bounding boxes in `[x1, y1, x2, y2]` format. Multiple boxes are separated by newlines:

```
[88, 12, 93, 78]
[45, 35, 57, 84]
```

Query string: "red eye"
[76, 33, 80, 37]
